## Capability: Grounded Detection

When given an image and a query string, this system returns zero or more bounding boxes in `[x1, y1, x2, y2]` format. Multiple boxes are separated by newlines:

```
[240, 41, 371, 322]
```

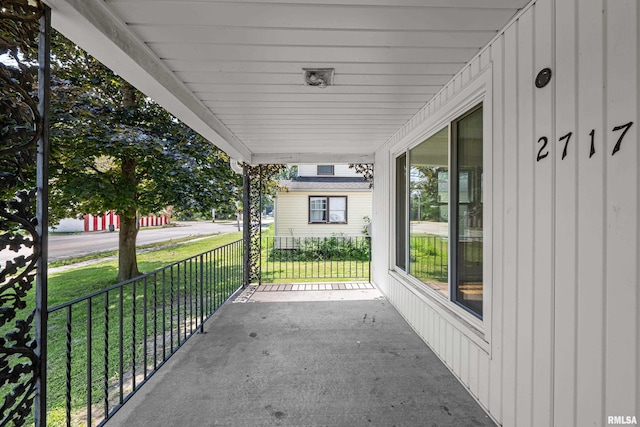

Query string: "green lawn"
[10, 232, 242, 426]
[409, 234, 449, 283]
[258, 229, 371, 283]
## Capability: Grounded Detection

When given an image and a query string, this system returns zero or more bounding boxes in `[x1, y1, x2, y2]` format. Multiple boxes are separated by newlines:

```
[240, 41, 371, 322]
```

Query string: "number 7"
[611, 122, 634, 156]
[559, 132, 572, 160]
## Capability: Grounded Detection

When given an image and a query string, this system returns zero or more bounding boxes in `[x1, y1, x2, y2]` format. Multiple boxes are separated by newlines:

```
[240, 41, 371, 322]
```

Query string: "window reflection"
[455, 108, 483, 316]
[409, 127, 449, 296]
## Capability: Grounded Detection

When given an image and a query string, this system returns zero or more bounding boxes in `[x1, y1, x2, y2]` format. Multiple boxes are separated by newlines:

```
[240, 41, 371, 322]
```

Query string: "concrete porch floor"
[106, 286, 496, 427]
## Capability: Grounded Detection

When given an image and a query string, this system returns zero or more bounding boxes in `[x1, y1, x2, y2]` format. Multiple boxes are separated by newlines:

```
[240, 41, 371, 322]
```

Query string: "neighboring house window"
[317, 165, 334, 175]
[396, 105, 483, 318]
[309, 196, 347, 223]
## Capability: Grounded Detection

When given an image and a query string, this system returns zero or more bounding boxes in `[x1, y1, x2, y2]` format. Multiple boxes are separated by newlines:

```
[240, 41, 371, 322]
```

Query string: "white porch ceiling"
[44, 0, 530, 164]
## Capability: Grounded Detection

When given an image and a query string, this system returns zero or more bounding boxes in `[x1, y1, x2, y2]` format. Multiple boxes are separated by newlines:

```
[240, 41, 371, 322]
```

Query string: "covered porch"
[3, 0, 640, 426]
[106, 287, 495, 426]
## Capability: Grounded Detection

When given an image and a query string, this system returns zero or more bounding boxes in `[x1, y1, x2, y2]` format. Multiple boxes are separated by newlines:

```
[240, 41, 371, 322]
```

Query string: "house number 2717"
[536, 121, 634, 162]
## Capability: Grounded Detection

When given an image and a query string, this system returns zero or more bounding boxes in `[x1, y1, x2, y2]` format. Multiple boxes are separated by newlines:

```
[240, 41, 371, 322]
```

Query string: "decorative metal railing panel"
[0, 1, 46, 425]
[245, 165, 263, 284]
[242, 164, 284, 285]
[46, 240, 243, 426]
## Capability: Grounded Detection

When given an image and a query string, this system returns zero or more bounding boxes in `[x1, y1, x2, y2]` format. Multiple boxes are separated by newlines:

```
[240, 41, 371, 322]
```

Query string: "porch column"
[34, 4, 51, 426]
[0, 1, 50, 425]
[242, 165, 263, 287]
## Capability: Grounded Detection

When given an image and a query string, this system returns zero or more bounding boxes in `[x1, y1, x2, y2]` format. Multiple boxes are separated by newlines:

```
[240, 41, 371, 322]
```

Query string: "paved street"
[0, 220, 243, 265]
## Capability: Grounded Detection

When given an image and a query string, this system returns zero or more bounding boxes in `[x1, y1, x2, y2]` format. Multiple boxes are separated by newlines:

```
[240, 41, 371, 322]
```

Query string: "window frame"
[317, 165, 335, 175]
[399, 105, 483, 318]
[389, 65, 492, 346]
[449, 105, 484, 316]
[308, 195, 348, 224]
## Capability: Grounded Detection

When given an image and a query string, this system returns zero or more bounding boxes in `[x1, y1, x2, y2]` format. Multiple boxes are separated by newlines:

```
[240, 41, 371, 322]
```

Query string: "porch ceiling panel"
[45, 0, 530, 164]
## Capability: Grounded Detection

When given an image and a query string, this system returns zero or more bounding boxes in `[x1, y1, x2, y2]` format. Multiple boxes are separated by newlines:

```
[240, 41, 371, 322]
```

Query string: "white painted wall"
[372, 0, 640, 426]
[49, 218, 84, 233]
[297, 164, 360, 177]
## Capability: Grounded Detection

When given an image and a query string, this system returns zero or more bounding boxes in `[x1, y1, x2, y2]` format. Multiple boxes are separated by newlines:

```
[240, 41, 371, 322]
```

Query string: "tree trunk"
[117, 211, 140, 282]
[116, 86, 140, 282]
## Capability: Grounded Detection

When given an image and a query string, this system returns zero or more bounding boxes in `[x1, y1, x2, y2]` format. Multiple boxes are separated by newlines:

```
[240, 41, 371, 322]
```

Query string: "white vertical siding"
[371, 148, 390, 294]
[603, 0, 638, 420]
[575, 0, 607, 425]
[501, 22, 519, 427]
[373, 0, 640, 426]
[553, 0, 578, 425]
[531, 1, 555, 426]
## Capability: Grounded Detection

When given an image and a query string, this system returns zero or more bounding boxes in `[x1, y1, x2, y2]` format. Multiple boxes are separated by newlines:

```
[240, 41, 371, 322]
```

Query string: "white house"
[43, 0, 640, 425]
[274, 164, 372, 238]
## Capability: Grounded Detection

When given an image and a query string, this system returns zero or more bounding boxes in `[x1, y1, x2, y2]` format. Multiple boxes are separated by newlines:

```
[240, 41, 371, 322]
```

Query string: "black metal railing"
[409, 235, 448, 283]
[45, 239, 243, 427]
[409, 235, 483, 284]
[261, 236, 371, 282]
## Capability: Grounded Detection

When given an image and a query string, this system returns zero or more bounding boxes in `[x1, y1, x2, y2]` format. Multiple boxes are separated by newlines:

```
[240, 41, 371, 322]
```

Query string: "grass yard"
[258, 228, 371, 283]
[409, 234, 449, 283]
[2, 232, 242, 426]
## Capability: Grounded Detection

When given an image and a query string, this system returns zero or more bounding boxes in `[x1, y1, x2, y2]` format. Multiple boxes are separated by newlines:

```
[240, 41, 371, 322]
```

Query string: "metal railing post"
[35, 6, 51, 426]
[199, 254, 204, 333]
[242, 165, 251, 287]
[368, 236, 372, 283]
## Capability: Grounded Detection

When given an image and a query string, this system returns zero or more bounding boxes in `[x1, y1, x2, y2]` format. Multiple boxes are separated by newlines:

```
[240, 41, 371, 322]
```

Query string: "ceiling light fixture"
[303, 68, 334, 88]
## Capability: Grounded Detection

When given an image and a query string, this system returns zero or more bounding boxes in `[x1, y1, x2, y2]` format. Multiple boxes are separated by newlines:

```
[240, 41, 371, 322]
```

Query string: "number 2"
[537, 136, 549, 161]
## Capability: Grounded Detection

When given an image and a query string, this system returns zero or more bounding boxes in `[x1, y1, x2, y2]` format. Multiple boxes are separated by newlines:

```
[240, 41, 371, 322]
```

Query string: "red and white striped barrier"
[83, 211, 168, 232]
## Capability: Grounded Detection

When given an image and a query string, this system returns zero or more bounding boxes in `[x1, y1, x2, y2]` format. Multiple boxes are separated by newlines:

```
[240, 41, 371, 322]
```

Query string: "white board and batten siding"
[372, 0, 640, 426]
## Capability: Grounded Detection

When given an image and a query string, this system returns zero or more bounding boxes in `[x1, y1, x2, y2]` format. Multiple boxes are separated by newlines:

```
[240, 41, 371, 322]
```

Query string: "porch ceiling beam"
[44, 0, 253, 163]
[251, 152, 374, 165]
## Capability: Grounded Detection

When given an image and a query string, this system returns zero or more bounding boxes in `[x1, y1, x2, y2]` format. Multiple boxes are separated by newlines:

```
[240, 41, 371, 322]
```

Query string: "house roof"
[46, 0, 531, 164]
[279, 177, 371, 191]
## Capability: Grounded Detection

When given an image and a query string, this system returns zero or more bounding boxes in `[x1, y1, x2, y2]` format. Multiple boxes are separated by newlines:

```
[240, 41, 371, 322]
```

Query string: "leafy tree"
[410, 165, 442, 222]
[276, 165, 298, 180]
[49, 32, 241, 281]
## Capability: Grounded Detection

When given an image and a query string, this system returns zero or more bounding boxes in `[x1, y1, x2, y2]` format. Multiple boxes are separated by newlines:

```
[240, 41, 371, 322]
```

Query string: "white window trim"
[308, 195, 347, 224]
[316, 165, 335, 175]
[389, 65, 493, 349]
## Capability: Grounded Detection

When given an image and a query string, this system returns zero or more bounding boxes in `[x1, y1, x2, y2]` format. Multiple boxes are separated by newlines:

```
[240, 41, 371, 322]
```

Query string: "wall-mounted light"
[303, 68, 334, 88]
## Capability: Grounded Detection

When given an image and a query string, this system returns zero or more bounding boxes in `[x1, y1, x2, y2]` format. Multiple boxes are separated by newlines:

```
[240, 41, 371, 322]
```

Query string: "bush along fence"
[260, 235, 371, 282]
[45, 239, 243, 427]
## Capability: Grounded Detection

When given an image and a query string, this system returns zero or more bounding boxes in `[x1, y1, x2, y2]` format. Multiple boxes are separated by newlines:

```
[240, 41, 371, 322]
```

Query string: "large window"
[396, 106, 483, 317]
[309, 196, 347, 223]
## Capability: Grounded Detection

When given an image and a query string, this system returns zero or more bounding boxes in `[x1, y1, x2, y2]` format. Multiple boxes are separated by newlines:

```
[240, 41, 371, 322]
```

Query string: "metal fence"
[409, 234, 448, 282]
[45, 239, 243, 427]
[261, 236, 371, 282]
[409, 235, 483, 283]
